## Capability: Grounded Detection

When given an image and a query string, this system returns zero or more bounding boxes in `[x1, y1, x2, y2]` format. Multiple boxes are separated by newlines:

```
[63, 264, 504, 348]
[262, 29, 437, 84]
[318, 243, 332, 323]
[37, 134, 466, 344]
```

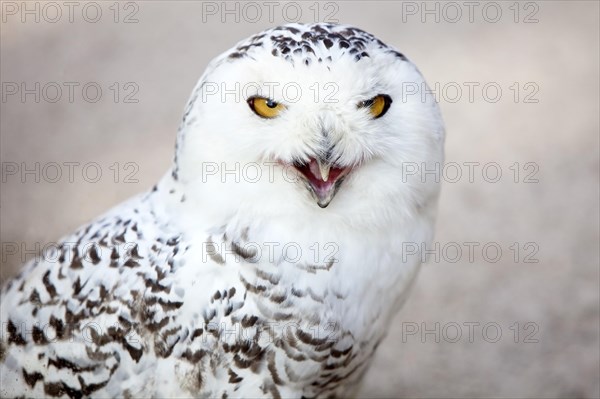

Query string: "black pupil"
[266, 99, 277, 108]
[362, 99, 374, 107]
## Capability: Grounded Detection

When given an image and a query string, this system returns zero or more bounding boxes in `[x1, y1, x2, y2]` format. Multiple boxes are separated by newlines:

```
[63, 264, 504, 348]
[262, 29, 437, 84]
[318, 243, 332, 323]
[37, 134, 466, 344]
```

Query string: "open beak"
[293, 158, 351, 208]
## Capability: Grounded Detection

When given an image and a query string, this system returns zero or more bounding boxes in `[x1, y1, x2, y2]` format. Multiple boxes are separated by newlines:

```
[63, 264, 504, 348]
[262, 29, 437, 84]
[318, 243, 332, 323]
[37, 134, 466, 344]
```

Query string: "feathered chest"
[152, 218, 422, 398]
[0, 194, 429, 399]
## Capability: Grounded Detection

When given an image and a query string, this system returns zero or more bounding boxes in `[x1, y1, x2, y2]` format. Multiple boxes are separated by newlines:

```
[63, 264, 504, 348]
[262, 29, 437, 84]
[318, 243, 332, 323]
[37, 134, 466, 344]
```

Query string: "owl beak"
[317, 160, 331, 182]
[293, 158, 349, 208]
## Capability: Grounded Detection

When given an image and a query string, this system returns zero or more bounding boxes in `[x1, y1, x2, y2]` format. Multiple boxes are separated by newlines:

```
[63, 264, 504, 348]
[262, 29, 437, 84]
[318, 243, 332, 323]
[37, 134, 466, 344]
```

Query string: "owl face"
[176, 24, 444, 225]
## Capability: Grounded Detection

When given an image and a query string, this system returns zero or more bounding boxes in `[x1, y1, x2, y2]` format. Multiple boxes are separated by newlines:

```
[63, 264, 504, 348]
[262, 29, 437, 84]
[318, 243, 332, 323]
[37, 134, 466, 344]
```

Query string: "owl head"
[170, 23, 444, 229]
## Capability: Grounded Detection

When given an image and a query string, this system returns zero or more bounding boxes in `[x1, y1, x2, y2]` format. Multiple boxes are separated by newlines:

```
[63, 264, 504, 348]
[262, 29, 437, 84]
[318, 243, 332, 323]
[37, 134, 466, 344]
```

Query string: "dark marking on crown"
[226, 23, 408, 65]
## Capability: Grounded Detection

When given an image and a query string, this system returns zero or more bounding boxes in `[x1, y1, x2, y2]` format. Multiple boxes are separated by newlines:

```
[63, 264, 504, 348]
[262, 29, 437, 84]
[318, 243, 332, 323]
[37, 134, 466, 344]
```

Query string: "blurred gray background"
[1, 1, 598, 397]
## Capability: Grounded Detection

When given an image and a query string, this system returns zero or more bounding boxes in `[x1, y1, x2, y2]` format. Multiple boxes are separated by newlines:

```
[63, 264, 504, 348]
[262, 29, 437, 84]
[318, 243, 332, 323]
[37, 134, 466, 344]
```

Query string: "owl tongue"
[296, 158, 349, 208]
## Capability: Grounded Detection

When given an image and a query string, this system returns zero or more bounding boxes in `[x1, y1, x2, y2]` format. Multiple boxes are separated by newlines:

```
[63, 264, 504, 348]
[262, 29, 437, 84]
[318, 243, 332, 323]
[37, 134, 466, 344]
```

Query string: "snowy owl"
[0, 23, 444, 398]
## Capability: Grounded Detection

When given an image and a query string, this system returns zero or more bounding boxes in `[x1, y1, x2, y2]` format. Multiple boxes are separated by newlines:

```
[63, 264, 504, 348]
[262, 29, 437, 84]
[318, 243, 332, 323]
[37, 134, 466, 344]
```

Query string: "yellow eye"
[248, 96, 286, 119]
[359, 94, 392, 119]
